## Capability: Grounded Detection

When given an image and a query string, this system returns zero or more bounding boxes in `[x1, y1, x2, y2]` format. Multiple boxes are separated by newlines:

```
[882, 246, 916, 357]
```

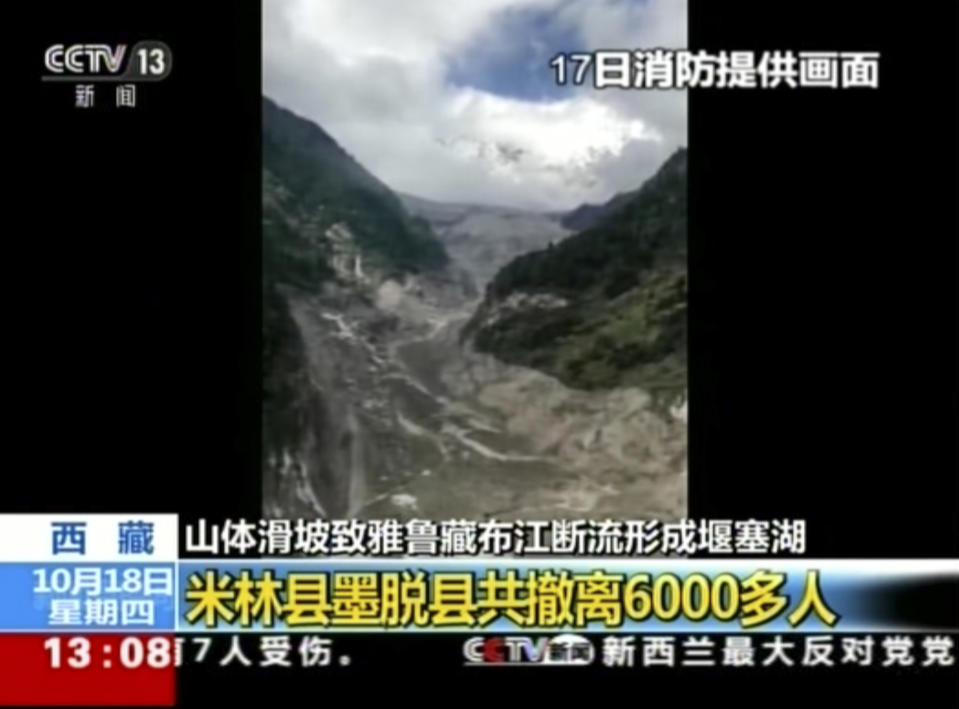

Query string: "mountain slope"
[263, 97, 448, 286]
[465, 148, 687, 404]
[262, 96, 454, 517]
[561, 188, 639, 232]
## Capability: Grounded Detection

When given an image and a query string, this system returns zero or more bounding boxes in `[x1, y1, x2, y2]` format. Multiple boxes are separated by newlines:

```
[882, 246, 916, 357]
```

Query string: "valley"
[261, 96, 687, 524]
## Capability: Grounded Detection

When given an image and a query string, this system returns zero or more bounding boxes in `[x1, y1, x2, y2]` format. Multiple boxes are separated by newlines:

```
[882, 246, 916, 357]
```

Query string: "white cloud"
[263, 0, 687, 210]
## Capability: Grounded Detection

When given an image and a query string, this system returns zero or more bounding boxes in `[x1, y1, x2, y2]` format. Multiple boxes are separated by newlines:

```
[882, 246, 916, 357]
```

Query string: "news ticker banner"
[0, 514, 955, 705]
[0, 514, 956, 634]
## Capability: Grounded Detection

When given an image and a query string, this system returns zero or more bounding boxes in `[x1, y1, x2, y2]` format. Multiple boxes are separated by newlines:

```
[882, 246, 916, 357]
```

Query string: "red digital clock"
[0, 634, 175, 705]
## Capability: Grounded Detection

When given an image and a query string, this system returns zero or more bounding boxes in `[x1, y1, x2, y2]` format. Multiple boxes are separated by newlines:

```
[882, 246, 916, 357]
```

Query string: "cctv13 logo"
[42, 41, 172, 81]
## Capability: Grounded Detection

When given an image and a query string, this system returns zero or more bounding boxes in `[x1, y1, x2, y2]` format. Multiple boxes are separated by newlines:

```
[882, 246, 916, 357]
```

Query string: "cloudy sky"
[263, 0, 687, 211]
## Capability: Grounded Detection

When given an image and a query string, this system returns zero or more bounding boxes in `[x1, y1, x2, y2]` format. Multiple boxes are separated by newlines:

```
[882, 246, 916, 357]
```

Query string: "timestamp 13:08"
[44, 636, 173, 669]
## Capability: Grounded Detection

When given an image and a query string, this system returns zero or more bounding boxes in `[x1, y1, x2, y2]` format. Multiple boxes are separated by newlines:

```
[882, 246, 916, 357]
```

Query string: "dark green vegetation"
[468, 148, 687, 402]
[560, 188, 639, 232]
[261, 96, 449, 454]
[263, 96, 447, 288]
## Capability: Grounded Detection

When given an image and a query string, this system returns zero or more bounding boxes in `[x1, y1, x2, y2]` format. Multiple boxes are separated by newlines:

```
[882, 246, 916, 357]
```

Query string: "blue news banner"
[0, 514, 178, 633]
[0, 514, 956, 635]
